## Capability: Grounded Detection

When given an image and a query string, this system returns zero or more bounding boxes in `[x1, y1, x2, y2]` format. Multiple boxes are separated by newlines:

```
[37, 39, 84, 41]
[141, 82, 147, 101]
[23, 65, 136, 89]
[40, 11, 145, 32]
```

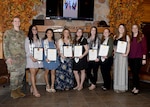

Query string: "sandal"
[51, 88, 56, 93]
[131, 87, 136, 93]
[89, 84, 96, 90]
[73, 86, 79, 90]
[77, 86, 83, 91]
[51, 85, 56, 93]
[33, 91, 41, 97]
[46, 85, 51, 93]
[133, 89, 139, 95]
[101, 86, 107, 91]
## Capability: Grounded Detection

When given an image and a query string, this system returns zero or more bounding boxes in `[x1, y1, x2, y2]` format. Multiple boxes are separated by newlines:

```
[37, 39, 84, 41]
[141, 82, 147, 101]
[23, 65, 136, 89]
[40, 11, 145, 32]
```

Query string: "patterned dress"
[55, 39, 74, 90]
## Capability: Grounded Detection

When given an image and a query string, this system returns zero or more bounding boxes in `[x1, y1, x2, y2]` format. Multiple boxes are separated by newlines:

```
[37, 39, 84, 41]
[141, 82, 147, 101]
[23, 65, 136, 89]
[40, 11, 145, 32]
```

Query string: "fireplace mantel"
[36, 25, 112, 33]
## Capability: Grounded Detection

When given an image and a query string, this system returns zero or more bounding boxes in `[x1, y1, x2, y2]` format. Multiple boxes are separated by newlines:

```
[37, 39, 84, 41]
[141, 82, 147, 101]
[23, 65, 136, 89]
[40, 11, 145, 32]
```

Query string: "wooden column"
[142, 0, 150, 22]
[0, 26, 3, 59]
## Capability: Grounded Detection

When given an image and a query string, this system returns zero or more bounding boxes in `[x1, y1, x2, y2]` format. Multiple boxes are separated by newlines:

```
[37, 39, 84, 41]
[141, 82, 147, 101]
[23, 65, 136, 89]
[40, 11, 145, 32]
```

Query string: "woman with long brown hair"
[73, 28, 89, 91]
[87, 26, 100, 90]
[42, 29, 60, 93]
[25, 25, 43, 97]
[113, 24, 130, 93]
[129, 24, 147, 94]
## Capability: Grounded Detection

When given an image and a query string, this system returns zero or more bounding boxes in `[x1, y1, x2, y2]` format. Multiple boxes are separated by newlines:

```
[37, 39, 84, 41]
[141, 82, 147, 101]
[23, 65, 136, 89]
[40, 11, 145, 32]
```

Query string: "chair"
[0, 59, 9, 87]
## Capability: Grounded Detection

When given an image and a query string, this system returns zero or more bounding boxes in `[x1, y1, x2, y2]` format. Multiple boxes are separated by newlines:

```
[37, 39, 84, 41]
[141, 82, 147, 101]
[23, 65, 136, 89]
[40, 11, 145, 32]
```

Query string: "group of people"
[3, 16, 147, 99]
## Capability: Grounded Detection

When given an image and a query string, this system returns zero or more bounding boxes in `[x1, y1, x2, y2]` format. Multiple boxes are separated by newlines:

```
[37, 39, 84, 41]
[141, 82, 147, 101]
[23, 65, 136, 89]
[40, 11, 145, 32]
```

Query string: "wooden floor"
[0, 81, 150, 107]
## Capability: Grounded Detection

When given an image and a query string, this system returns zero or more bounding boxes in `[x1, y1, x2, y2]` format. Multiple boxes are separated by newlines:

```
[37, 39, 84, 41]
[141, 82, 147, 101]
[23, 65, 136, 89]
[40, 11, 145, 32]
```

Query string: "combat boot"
[17, 87, 26, 97]
[11, 89, 21, 99]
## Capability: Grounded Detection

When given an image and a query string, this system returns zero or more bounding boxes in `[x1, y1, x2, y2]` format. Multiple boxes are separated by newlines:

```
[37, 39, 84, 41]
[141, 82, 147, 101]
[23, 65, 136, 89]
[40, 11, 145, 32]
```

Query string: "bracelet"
[142, 59, 146, 60]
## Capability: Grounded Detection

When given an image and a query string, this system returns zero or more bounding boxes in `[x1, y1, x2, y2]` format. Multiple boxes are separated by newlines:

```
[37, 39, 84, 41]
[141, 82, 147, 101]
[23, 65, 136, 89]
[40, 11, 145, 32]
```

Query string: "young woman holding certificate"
[25, 25, 43, 97]
[113, 24, 130, 93]
[100, 28, 113, 91]
[42, 29, 60, 93]
[87, 26, 100, 90]
[55, 28, 74, 90]
[129, 24, 147, 94]
[73, 28, 89, 91]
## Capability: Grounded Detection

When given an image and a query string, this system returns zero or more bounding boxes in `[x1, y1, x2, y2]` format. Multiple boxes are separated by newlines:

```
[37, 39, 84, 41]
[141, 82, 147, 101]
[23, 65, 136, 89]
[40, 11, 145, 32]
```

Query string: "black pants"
[129, 58, 142, 89]
[86, 61, 99, 85]
[100, 57, 113, 89]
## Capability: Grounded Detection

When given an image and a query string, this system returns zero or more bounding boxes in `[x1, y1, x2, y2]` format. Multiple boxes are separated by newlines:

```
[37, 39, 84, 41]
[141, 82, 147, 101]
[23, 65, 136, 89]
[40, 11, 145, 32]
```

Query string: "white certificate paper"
[89, 49, 97, 61]
[63, 46, 73, 57]
[116, 41, 127, 54]
[98, 45, 109, 56]
[47, 49, 57, 61]
[74, 46, 82, 57]
[33, 47, 43, 61]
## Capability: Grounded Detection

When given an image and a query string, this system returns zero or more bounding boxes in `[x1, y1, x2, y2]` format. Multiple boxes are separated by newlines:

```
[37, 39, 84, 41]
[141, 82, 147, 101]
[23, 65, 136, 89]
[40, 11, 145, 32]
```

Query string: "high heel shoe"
[77, 86, 83, 91]
[133, 89, 139, 95]
[131, 87, 136, 93]
[73, 86, 79, 90]
[88, 84, 96, 90]
[46, 85, 51, 93]
[51, 88, 56, 93]
[51, 85, 56, 93]
[33, 91, 41, 97]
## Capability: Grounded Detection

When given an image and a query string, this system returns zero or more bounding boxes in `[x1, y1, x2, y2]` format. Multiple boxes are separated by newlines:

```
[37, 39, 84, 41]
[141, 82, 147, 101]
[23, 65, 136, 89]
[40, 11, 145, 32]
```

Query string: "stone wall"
[27, 0, 109, 84]
[34, 0, 109, 27]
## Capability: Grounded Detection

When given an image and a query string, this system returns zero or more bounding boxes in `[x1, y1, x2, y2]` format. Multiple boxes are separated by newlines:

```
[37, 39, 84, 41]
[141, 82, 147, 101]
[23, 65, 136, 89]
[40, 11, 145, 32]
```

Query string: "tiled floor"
[0, 81, 150, 107]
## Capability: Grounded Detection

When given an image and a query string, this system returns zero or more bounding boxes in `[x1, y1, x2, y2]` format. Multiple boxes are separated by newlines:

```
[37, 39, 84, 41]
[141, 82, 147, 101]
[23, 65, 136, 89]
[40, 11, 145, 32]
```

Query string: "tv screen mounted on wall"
[46, 0, 94, 21]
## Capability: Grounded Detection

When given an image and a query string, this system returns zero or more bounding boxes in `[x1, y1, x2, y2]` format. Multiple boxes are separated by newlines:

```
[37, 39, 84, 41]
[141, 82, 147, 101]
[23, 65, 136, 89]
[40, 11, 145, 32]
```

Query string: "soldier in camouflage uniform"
[3, 16, 26, 99]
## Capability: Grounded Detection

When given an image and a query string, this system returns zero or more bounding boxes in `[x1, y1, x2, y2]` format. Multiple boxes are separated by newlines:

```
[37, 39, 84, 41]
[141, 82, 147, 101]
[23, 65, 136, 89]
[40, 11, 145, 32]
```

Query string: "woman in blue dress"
[42, 29, 60, 93]
[55, 28, 74, 90]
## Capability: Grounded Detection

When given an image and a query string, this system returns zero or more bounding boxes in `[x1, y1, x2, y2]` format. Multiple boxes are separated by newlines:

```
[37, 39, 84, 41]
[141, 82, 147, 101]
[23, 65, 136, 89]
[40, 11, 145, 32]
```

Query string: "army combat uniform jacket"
[3, 28, 26, 90]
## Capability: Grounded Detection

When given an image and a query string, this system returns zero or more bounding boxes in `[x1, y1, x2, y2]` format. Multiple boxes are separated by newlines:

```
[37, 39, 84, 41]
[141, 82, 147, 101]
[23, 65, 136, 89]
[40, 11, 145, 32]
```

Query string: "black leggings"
[129, 58, 142, 89]
[100, 57, 113, 89]
[86, 61, 99, 85]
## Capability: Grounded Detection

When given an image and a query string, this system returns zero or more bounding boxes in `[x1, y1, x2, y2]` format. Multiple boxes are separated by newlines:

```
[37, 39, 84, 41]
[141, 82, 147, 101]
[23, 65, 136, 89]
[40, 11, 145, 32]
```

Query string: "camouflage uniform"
[3, 28, 26, 90]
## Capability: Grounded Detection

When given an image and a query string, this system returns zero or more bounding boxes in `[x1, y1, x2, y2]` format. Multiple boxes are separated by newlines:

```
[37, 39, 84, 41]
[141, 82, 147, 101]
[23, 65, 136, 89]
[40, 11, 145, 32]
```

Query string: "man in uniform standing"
[3, 16, 26, 99]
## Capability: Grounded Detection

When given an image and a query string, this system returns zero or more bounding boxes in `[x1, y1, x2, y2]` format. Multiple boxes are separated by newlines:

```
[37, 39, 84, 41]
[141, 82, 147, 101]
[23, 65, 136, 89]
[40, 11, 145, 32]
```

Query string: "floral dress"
[55, 39, 74, 90]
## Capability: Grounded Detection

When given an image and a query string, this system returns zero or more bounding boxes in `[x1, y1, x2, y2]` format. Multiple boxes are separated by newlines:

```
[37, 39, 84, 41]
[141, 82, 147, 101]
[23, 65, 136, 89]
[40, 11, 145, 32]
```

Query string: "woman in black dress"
[73, 28, 89, 91]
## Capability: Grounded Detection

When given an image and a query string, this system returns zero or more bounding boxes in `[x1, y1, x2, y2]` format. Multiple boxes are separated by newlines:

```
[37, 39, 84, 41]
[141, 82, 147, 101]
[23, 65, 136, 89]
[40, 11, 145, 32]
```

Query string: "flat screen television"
[46, 0, 94, 21]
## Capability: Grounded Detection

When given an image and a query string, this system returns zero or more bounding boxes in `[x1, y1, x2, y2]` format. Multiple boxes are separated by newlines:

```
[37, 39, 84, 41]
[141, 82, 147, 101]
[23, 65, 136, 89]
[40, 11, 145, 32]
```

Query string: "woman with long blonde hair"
[55, 28, 74, 90]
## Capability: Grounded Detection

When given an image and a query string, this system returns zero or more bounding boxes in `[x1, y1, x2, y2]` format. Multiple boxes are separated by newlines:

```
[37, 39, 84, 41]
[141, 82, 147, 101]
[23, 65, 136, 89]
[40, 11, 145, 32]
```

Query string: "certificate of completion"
[63, 46, 73, 57]
[47, 49, 57, 61]
[98, 45, 109, 56]
[116, 41, 127, 54]
[33, 47, 44, 61]
[74, 46, 82, 57]
[89, 49, 97, 61]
